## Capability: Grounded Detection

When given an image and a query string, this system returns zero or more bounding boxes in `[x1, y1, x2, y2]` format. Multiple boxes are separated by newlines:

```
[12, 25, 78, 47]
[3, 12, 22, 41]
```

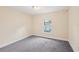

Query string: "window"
[44, 17, 51, 32]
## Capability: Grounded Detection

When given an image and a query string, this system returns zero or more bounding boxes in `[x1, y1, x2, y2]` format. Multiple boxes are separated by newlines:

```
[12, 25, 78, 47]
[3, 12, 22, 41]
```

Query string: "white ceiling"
[10, 6, 68, 15]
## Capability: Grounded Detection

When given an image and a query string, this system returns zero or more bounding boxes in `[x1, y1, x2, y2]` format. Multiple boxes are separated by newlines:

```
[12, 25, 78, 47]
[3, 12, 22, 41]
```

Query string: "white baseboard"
[51, 36, 68, 41]
[32, 34, 68, 41]
[68, 42, 74, 52]
[68, 41, 79, 52]
[0, 35, 32, 48]
[0, 34, 68, 48]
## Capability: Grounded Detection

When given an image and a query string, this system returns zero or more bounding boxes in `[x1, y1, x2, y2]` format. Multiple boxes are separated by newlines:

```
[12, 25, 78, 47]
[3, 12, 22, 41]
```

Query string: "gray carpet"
[0, 35, 73, 52]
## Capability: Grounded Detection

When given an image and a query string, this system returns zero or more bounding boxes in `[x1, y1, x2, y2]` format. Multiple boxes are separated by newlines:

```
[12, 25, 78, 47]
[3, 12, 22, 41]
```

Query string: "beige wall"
[33, 10, 69, 41]
[0, 7, 32, 47]
[69, 7, 79, 51]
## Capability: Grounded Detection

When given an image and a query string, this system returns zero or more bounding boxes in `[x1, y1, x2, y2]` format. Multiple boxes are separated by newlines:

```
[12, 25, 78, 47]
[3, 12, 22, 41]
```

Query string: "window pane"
[44, 18, 51, 32]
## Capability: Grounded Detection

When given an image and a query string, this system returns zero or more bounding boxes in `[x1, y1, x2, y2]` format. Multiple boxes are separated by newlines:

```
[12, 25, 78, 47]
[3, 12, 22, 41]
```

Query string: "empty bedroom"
[0, 6, 79, 52]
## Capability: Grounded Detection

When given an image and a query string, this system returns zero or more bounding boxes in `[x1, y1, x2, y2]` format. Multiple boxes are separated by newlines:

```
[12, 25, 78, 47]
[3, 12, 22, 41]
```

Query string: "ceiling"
[10, 6, 68, 15]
